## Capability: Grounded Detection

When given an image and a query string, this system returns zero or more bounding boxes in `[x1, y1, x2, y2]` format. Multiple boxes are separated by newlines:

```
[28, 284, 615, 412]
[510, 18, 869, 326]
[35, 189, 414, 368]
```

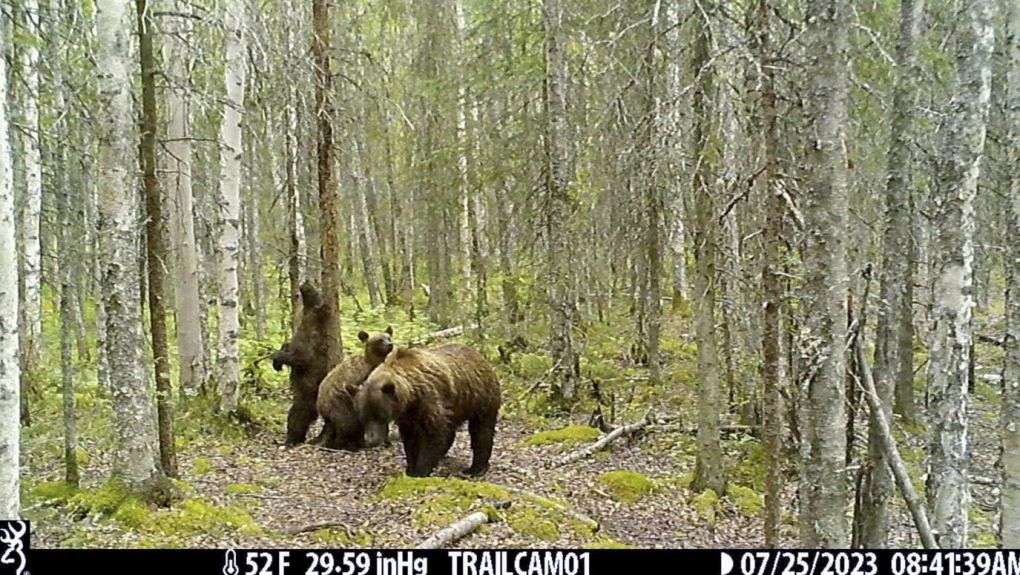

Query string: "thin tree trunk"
[0, 8, 21, 516]
[50, 0, 79, 488]
[352, 137, 381, 308]
[313, 0, 343, 365]
[543, 0, 579, 401]
[164, 0, 206, 398]
[926, 0, 995, 548]
[284, 55, 306, 330]
[689, 3, 724, 496]
[860, 0, 924, 548]
[138, 0, 177, 478]
[216, 0, 246, 414]
[18, 0, 42, 426]
[95, 0, 169, 500]
[799, 0, 851, 548]
[1000, 0, 1020, 546]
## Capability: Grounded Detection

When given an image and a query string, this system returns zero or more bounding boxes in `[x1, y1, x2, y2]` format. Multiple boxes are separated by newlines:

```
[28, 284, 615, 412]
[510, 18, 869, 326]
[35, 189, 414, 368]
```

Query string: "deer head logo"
[0, 521, 26, 575]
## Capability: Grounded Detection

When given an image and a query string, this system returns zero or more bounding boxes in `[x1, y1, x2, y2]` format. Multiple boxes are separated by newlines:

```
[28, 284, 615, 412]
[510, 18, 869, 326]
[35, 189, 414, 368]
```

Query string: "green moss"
[214, 445, 235, 456]
[523, 425, 601, 447]
[112, 499, 151, 529]
[151, 498, 263, 537]
[598, 471, 656, 504]
[379, 475, 595, 543]
[311, 527, 374, 546]
[192, 458, 214, 475]
[509, 507, 560, 542]
[32, 481, 80, 503]
[224, 483, 263, 494]
[726, 485, 764, 516]
[693, 489, 721, 525]
[68, 482, 131, 518]
[262, 476, 284, 488]
[585, 539, 637, 549]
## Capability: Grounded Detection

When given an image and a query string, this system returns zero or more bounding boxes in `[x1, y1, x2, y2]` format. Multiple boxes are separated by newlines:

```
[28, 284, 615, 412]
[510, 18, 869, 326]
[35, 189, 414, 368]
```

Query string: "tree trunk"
[163, 0, 206, 399]
[352, 137, 381, 308]
[216, 0, 246, 414]
[689, 3, 725, 496]
[542, 0, 579, 401]
[284, 39, 306, 330]
[18, 0, 42, 425]
[95, 0, 168, 500]
[1000, 0, 1020, 547]
[925, 0, 995, 549]
[138, 0, 177, 478]
[0, 10, 21, 516]
[749, 0, 783, 547]
[860, 0, 924, 548]
[798, 0, 851, 548]
[313, 0, 343, 365]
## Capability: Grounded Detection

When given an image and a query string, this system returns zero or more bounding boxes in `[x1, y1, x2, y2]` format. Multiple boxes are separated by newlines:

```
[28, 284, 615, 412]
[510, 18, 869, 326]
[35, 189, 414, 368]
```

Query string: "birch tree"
[1001, 0, 1020, 544]
[860, 0, 925, 547]
[95, 0, 167, 499]
[925, 0, 995, 548]
[798, 0, 851, 548]
[18, 0, 43, 401]
[164, 0, 206, 397]
[0, 5, 20, 519]
[216, 0, 246, 414]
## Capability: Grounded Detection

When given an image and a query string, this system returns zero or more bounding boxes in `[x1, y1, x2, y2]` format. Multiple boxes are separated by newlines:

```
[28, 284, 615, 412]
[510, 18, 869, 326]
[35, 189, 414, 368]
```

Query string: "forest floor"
[17, 317, 1009, 550]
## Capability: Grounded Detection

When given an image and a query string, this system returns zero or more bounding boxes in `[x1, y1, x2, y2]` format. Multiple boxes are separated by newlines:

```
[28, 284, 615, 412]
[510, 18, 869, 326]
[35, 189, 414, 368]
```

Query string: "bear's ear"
[381, 382, 396, 395]
[358, 331, 369, 342]
[385, 325, 393, 336]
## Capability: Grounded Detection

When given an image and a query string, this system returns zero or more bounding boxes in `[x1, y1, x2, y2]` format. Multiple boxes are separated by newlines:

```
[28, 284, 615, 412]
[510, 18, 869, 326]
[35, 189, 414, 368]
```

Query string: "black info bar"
[14, 549, 1020, 575]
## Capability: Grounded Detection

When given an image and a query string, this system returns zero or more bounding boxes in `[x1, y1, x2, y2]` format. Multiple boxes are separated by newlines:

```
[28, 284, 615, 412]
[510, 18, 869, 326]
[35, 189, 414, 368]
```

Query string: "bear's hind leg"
[286, 394, 318, 446]
[465, 415, 496, 477]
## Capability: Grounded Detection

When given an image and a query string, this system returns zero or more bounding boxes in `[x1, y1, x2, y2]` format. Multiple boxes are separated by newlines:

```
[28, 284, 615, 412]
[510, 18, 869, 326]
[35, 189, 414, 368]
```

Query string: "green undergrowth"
[726, 485, 764, 516]
[522, 425, 601, 448]
[379, 475, 599, 543]
[598, 470, 658, 504]
[693, 489, 721, 525]
[34, 480, 261, 542]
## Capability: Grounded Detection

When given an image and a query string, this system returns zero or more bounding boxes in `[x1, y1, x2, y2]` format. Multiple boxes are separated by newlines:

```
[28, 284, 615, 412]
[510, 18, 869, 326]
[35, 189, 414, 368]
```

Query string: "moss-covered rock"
[598, 471, 657, 504]
[726, 485, 763, 516]
[522, 426, 601, 447]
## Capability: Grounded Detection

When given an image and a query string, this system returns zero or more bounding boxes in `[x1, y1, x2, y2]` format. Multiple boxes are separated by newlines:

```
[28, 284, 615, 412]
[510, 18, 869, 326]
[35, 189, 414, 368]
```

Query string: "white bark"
[415, 511, 490, 549]
[662, 0, 687, 304]
[999, 0, 1020, 547]
[19, 0, 42, 365]
[95, 0, 162, 491]
[164, 0, 207, 397]
[926, 0, 995, 549]
[216, 0, 247, 413]
[0, 10, 21, 519]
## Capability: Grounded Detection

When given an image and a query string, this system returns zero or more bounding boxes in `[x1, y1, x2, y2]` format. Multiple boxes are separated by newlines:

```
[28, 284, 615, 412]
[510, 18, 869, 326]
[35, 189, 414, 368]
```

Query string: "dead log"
[854, 335, 938, 549]
[646, 423, 758, 435]
[414, 501, 510, 549]
[283, 520, 353, 536]
[550, 414, 652, 468]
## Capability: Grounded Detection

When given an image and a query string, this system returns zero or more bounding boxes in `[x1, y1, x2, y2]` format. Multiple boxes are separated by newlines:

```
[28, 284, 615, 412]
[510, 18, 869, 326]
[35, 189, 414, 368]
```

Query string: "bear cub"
[314, 326, 396, 451]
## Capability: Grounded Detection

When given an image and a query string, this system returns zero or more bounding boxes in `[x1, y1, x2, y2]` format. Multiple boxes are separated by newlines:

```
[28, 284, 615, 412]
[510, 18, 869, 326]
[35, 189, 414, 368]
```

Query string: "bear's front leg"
[409, 430, 452, 477]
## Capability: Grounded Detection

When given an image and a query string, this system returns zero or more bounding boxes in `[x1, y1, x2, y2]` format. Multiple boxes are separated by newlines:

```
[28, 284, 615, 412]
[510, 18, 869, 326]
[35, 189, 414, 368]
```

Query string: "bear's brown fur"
[314, 326, 395, 450]
[355, 343, 501, 477]
[270, 282, 338, 446]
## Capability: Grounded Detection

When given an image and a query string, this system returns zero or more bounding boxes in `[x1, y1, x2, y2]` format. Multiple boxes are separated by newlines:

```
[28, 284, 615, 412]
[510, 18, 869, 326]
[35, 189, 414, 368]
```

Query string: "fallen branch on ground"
[855, 335, 938, 549]
[414, 501, 511, 549]
[282, 520, 354, 536]
[976, 333, 1005, 347]
[408, 325, 477, 347]
[499, 485, 599, 533]
[646, 423, 758, 435]
[550, 413, 652, 468]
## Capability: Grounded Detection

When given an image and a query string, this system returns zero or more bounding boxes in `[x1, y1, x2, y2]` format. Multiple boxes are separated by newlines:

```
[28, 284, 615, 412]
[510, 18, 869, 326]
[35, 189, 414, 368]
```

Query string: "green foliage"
[598, 471, 657, 504]
[522, 425, 601, 447]
[192, 458, 214, 475]
[730, 441, 767, 493]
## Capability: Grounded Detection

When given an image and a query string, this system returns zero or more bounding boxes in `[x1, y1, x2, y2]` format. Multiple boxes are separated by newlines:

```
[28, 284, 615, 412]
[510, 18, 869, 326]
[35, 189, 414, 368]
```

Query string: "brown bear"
[314, 326, 396, 451]
[354, 343, 501, 477]
[270, 282, 337, 446]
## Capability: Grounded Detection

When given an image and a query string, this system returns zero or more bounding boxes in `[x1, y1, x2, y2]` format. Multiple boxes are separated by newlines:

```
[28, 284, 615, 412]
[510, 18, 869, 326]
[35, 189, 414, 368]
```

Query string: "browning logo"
[0, 521, 28, 575]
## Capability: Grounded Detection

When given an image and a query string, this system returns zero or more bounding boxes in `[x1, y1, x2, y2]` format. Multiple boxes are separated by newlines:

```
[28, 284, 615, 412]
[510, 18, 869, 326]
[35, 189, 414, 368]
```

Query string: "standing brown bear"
[355, 343, 501, 477]
[270, 282, 337, 446]
[315, 326, 396, 451]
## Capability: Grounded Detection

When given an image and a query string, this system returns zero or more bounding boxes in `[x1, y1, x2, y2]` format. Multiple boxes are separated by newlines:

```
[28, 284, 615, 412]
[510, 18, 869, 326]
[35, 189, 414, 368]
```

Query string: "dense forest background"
[0, 0, 1018, 550]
